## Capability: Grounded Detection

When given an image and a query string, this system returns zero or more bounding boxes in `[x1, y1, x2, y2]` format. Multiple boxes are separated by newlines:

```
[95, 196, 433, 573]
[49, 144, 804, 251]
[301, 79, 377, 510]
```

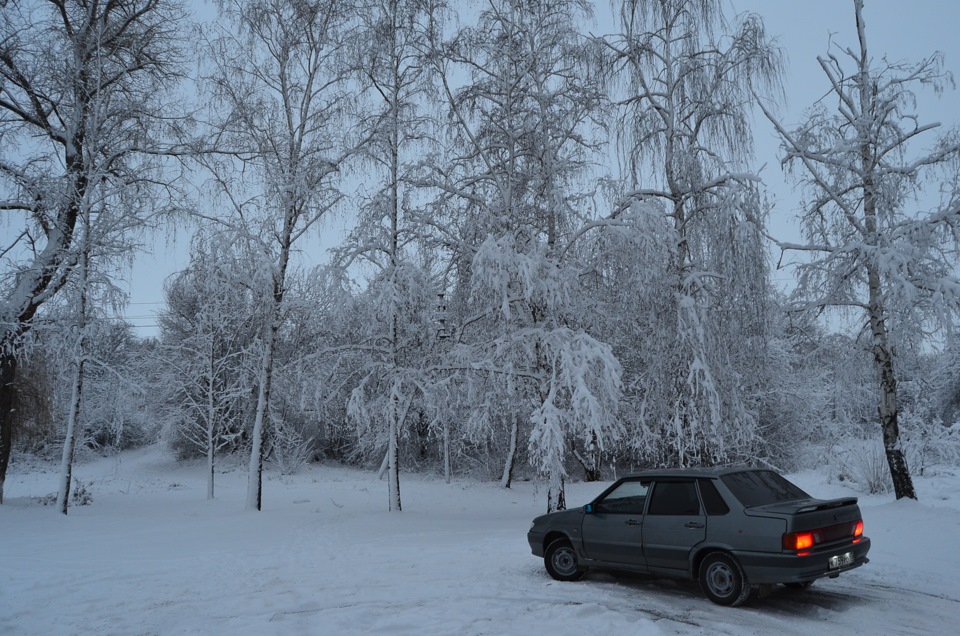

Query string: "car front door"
[641, 480, 706, 571]
[580, 479, 649, 567]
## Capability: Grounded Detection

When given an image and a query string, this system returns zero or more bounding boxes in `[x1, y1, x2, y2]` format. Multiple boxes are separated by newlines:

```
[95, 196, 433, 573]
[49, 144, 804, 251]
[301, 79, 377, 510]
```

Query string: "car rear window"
[720, 470, 810, 507]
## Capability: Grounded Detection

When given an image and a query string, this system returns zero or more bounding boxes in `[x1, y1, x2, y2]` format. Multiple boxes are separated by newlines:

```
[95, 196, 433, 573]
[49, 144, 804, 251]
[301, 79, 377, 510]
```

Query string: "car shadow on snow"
[571, 570, 868, 615]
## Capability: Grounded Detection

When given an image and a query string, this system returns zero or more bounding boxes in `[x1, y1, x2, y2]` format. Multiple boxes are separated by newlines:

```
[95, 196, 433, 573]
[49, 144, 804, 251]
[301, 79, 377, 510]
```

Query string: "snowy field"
[2, 446, 960, 635]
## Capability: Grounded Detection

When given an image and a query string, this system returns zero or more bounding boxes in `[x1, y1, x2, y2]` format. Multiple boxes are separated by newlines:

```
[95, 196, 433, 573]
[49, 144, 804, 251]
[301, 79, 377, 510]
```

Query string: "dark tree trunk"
[500, 417, 518, 489]
[572, 436, 602, 481]
[0, 353, 18, 504]
[549, 477, 566, 513]
[885, 446, 915, 500]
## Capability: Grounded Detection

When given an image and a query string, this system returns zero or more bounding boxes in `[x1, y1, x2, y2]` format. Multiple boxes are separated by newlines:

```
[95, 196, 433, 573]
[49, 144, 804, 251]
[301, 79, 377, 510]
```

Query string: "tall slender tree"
[758, 0, 960, 499]
[335, 0, 446, 512]
[202, 0, 357, 510]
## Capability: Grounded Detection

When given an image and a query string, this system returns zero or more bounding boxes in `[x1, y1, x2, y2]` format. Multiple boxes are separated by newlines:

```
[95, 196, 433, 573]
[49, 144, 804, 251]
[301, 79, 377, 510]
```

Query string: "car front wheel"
[544, 538, 584, 582]
[699, 552, 751, 606]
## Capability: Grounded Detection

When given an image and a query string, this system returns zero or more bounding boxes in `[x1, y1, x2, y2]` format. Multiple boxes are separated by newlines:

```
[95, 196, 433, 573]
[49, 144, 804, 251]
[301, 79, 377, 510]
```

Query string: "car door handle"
[625, 519, 641, 526]
[685, 521, 705, 529]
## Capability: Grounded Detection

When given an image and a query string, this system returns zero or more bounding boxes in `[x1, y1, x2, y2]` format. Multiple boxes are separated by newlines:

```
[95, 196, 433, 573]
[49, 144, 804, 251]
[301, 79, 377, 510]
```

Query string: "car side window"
[697, 479, 730, 516]
[647, 481, 701, 515]
[595, 480, 648, 515]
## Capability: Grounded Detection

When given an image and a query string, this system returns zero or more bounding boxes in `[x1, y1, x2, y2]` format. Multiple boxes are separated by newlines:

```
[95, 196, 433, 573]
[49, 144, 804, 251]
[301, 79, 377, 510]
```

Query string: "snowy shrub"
[903, 419, 960, 475]
[71, 480, 94, 506]
[830, 439, 892, 495]
[269, 419, 315, 475]
[37, 479, 93, 507]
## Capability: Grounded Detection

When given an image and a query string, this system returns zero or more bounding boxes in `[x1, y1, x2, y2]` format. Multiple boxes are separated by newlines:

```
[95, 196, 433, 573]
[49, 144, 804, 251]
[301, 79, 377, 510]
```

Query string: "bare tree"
[0, 0, 187, 503]
[201, 0, 357, 510]
[758, 0, 960, 499]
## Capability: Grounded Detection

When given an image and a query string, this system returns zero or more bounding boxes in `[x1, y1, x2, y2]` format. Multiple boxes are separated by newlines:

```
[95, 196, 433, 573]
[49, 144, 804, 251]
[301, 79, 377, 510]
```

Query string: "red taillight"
[783, 531, 815, 551]
[852, 520, 864, 543]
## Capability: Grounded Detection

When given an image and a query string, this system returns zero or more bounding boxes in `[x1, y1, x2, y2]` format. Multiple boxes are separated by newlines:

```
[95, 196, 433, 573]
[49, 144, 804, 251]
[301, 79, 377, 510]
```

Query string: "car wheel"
[699, 552, 751, 606]
[544, 538, 584, 582]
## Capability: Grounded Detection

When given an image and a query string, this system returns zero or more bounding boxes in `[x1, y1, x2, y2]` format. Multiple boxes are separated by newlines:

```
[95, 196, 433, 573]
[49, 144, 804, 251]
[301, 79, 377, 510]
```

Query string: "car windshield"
[721, 470, 810, 507]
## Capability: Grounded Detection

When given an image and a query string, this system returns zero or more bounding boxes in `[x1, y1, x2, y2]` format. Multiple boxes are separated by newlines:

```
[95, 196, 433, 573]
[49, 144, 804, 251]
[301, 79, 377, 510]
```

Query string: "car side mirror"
[585, 504, 593, 514]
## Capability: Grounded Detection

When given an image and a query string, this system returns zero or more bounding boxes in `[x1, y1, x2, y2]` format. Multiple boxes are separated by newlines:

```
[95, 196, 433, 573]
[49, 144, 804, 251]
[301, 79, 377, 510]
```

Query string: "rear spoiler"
[795, 497, 858, 513]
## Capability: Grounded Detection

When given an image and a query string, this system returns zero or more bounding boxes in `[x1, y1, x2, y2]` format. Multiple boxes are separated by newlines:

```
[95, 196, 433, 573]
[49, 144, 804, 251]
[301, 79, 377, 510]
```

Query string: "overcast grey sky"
[119, 0, 960, 335]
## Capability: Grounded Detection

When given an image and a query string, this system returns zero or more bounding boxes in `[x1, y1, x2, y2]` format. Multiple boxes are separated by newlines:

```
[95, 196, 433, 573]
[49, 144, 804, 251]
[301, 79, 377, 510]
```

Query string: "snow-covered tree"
[758, 0, 960, 499]
[937, 331, 960, 428]
[604, 0, 783, 468]
[0, 0, 187, 503]
[200, 0, 357, 510]
[425, 0, 621, 511]
[159, 234, 259, 499]
[335, 0, 447, 511]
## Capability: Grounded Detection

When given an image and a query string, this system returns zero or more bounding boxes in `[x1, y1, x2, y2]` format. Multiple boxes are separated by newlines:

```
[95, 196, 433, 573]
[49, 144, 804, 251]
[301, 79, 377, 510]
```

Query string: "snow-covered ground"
[2, 447, 959, 635]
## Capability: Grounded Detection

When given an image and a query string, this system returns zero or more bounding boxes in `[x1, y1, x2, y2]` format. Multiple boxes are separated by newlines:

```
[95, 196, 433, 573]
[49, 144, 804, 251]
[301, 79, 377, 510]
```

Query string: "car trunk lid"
[746, 497, 862, 534]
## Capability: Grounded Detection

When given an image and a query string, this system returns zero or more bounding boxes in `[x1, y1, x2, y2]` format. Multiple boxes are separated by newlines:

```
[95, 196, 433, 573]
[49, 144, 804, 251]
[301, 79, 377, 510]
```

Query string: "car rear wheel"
[699, 552, 751, 606]
[544, 538, 584, 582]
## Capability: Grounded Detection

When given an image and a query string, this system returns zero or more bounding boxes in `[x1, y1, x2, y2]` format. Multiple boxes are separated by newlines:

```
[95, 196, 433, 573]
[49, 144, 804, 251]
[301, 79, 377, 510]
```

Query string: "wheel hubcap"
[707, 562, 735, 597]
[553, 548, 577, 576]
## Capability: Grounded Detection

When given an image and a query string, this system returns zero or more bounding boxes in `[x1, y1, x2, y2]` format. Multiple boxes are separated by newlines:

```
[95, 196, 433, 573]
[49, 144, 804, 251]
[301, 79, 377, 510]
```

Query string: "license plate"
[829, 552, 854, 569]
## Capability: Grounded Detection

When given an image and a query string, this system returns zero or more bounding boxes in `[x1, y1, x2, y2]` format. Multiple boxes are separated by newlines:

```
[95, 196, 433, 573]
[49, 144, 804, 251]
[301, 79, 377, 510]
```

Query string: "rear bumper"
[736, 537, 871, 585]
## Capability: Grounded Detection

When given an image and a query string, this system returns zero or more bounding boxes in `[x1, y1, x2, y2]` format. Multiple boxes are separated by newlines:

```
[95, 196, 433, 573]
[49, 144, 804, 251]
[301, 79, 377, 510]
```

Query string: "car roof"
[619, 466, 767, 479]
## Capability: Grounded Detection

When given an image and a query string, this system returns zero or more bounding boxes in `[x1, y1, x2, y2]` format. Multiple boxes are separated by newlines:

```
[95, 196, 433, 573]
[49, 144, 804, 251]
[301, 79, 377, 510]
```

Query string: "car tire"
[544, 538, 584, 582]
[699, 552, 751, 607]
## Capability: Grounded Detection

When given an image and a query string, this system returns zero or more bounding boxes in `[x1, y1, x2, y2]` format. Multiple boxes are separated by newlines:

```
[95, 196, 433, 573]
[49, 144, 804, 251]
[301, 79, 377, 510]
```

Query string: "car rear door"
[641, 480, 706, 571]
[581, 479, 649, 567]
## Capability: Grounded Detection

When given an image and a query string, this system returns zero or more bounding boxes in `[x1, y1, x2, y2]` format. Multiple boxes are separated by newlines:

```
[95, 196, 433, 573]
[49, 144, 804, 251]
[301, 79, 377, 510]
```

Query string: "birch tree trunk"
[0, 360, 15, 504]
[245, 334, 273, 511]
[443, 420, 451, 484]
[387, 58, 402, 513]
[387, 396, 401, 511]
[246, 281, 282, 511]
[855, 2, 916, 499]
[56, 357, 85, 515]
[57, 190, 92, 515]
[206, 351, 216, 501]
[499, 417, 518, 489]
